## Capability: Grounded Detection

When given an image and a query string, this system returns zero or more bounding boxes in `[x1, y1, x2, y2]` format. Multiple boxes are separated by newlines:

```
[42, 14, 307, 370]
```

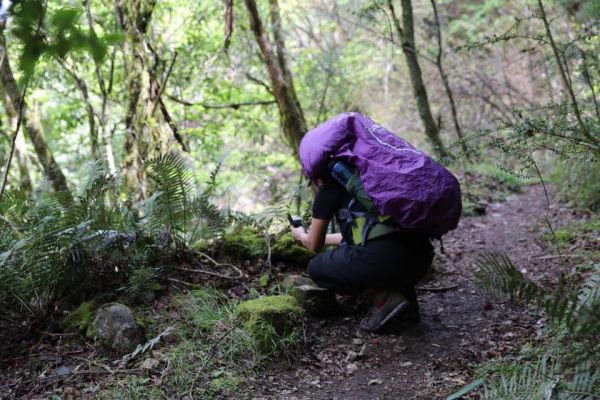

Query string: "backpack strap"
[332, 160, 400, 245]
[337, 204, 400, 246]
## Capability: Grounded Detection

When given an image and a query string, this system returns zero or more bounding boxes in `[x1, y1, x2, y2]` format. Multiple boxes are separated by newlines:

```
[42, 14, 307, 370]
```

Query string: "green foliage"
[7, 0, 118, 82]
[235, 294, 303, 356]
[143, 153, 227, 247]
[0, 155, 227, 317]
[474, 252, 600, 397]
[553, 155, 600, 211]
[99, 290, 299, 398]
[217, 226, 267, 261]
[62, 301, 97, 339]
[272, 232, 314, 266]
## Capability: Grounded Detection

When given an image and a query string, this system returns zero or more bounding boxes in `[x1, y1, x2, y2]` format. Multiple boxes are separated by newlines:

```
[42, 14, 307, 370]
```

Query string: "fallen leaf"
[346, 363, 358, 375]
[345, 351, 359, 362]
[140, 358, 160, 370]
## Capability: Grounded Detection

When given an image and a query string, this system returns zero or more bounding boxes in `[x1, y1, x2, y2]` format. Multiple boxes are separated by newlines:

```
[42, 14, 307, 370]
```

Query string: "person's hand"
[291, 226, 304, 243]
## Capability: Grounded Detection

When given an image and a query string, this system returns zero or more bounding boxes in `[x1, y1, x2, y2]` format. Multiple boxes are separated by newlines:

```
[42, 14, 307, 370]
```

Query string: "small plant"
[98, 289, 302, 398]
[472, 252, 600, 397]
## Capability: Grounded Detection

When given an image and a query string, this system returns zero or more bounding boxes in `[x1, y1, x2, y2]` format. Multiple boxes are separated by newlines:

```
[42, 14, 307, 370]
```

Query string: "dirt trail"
[248, 185, 564, 400]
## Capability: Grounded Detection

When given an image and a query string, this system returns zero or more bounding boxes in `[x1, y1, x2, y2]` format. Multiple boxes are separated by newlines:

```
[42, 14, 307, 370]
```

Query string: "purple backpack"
[299, 112, 462, 238]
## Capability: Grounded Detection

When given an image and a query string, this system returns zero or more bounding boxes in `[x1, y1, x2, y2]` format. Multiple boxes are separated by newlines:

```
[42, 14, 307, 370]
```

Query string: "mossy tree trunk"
[244, 0, 307, 157]
[117, 0, 172, 196]
[0, 30, 68, 192]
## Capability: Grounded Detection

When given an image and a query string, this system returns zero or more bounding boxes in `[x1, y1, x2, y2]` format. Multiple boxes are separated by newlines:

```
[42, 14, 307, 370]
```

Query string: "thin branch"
[0, 83, 27, 203]
[166, 94, 276, 109]
[245, 73, 274, 94]
[151, 51, 178, 115]
[430, 0, 468, 158]
[538, 0, 595, 145]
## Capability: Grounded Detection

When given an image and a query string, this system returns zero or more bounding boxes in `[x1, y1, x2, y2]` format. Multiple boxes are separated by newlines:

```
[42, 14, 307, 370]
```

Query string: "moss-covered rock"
[236, 295, 302, 337]
[62, 301, 97, 339]
[218, 226, 266, 260]
[272, 233, 314, 265]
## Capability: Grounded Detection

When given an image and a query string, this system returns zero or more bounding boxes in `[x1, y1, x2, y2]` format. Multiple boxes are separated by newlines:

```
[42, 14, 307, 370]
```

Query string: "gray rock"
[282, 274, 316, 288]
[283, 275, 337, 317]
[93, 303, 144, 354]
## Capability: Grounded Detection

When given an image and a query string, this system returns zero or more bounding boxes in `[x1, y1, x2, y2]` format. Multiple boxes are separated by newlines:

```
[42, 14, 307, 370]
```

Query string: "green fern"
[475, 253, 600, 398]
[474, 252, 544, 304]
[120, 266, 164, 299]
[145, 153, 194, 234]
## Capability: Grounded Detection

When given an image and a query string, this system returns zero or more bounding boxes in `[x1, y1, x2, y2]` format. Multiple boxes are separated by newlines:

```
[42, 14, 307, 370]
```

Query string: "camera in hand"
[287, 213, 303, 228]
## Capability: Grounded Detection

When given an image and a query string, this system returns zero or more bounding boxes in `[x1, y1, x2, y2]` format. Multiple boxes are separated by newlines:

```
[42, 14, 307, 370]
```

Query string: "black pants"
[308, 235, 433, 303]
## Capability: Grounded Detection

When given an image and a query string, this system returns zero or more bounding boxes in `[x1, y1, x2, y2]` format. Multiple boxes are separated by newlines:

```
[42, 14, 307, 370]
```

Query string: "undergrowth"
[469, 250, 600, 398]
[98, 288, 304, 399]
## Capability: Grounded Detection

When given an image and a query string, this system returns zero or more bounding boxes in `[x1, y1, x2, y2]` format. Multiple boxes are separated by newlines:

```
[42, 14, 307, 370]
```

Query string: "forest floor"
[245, 184, 582, 400]
[1, 183, 594, 399]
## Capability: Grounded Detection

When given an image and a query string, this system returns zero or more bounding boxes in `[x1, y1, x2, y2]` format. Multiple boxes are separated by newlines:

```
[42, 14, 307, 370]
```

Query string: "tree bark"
[244, 0, 307, 156]
[84, 0, 116, 174]
[430, 0, 468, 159]
[0, 31, 68, 192]
[387, 0, 448, 159]
[117, 0, 172, 195]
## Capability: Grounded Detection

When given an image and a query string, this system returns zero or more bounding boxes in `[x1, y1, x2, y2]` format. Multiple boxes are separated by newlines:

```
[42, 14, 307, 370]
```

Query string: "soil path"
[248, 185, 564, 400]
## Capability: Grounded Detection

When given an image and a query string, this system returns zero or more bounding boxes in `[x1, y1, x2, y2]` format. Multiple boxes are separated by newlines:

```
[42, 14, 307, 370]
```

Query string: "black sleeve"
[312, 181, 348, 220]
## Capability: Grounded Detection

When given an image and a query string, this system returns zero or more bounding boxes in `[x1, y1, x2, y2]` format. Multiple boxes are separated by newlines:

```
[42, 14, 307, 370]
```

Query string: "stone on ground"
[93, 303, 144, 354]
[236, 295, 302, 336]
[283, 274, 337, 317]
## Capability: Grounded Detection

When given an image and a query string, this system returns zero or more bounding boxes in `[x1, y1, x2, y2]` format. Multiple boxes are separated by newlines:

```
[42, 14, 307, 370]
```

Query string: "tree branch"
[0, 83, 27, 203]
[166, 94, 276, 109]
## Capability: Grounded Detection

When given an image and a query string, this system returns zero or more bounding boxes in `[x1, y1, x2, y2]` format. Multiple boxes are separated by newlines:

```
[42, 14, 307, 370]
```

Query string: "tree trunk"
[537, 0, 596, 146]
[244, 0, 307, 156]
[117, 0, 172, 195]
[387, 0, 448, 159]
[430, 0, 467, 159]
[0, 31, 68, 192]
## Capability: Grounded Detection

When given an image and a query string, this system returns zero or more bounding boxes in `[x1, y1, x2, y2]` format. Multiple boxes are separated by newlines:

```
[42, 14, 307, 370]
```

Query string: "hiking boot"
[359, 291, 410, 332]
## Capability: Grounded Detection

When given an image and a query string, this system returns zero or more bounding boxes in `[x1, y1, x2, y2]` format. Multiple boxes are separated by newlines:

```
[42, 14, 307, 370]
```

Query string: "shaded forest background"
[0, 0, 599, 398]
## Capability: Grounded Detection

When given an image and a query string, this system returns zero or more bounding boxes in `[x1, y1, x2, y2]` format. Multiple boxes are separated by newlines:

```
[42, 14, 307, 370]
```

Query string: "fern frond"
[204, 160, 222, 197]
[484, 355, 558, 400]
[562, 361, 600, 400]
[145, 153, 195, 233]
[120, 266, 164, 298]
[188, 196, 226, 243]
[474, 252, 579, 325]
[474, 252, 543, 303]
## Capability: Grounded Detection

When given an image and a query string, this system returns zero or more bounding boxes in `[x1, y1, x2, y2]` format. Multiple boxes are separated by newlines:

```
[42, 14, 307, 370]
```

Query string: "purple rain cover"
[299, 112, 462, 237]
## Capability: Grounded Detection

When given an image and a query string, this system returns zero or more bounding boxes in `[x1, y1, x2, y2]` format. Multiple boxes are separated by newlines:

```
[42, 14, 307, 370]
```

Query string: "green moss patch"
[272, 233, 314, 265]
[236, 295, 302, 337]
[218, 226, 266, 260]
[210, 371, 246, 394]
[62, 301, 97, 339]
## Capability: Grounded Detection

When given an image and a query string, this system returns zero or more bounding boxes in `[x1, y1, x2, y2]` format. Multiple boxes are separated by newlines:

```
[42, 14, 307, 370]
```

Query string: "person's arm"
[325, 233, 343, 246]
[291, 218, 330, 252]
